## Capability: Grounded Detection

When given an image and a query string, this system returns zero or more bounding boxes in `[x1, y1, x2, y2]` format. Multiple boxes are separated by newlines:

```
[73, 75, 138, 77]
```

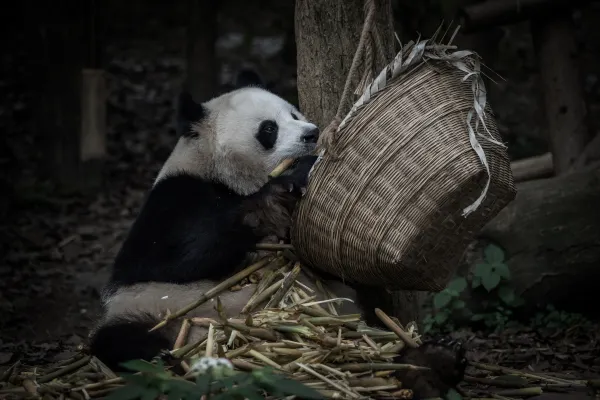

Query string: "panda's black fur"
[89, 69, 467, 399]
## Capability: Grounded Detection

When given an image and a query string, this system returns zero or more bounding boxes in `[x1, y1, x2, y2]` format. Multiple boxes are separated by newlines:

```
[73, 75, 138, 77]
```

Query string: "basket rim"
[310, 33, 510, 219]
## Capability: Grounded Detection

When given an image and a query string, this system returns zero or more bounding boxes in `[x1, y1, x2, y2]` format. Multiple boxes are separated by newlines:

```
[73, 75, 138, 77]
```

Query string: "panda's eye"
[261, 121, 277, 134]
[256, 120, 278, 150]
[291, 112, 299, 121]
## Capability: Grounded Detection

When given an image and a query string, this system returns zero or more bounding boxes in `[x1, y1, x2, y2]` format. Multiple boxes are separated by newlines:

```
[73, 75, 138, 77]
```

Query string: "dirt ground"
[1, 4, 600, 390]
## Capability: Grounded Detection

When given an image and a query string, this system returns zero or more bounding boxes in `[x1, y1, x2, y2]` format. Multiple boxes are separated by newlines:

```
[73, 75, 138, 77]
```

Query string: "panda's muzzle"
[301, 127, 319, 144]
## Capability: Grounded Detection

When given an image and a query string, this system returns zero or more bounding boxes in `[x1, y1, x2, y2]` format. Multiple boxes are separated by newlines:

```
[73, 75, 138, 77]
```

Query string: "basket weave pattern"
[291, 62, 516, 291]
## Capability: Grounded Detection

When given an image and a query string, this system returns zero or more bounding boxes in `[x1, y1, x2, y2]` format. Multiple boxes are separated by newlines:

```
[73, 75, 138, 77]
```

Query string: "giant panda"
[89, 70, 467, 399]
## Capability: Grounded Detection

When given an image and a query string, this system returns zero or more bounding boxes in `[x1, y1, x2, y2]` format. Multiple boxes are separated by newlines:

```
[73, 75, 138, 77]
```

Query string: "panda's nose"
[301, 127, 319, 143]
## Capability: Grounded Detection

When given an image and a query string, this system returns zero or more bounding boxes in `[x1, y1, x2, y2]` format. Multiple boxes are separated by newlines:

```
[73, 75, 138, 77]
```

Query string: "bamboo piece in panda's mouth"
[269, 158, 295, 178]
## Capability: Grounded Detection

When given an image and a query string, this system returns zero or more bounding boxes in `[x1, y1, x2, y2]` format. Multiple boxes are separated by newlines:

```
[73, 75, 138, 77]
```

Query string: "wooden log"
[531, 13, 591, 175]
[465, 166, 600, 317]
[459, 0, 591, 33]
[295, 0, 426, 327]
[511, 152, 553, 182]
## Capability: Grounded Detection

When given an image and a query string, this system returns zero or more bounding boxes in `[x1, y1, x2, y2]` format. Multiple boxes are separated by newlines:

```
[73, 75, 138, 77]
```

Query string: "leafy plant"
[105, 358, 324, 400]
[424, 277, 469, 333]
[424, 243, 525, 334]
[531, 305, 594, 330]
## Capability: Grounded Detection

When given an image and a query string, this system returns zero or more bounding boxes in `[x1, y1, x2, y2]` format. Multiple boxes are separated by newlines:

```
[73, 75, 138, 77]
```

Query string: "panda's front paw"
[289, 155, 318, 187]
[393, 336, 467, 399]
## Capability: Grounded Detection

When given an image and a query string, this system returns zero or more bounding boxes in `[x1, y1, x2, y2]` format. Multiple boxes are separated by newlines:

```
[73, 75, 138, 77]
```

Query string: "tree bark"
[531, 13, 591, 175]
[464, 166, 600, 317]
[295, 0, 424, 326]
[184, 0, 219, 103]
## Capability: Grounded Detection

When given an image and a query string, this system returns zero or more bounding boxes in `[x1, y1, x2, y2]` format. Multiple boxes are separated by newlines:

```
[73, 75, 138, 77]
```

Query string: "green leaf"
[105, 385, 146, 400]
[446, 388, 463, 400]
[433, 292, 452, 309]
[231, 386, 266, 400]
[452, 299, 466, 309]
[471, 276, 481, 289]
[511, 296, 525, 307]
[484, 244, 504, 263]
[267, 378, 325, 399]
[193, 374, 211, 395]
[482, 272, 501, 291]
[141, 388, 160, 400]
[493, 263, 511, 280]
[122, 374, 150, 387]
[474, 263, 490, 278]
[167, 389, 185, 400]
[434, 312, 449, 324]
[471, 314, 485, 321]
[498, 286, 515, 305]
[120, 360, 163, 374]
[448, 277, 467, 293]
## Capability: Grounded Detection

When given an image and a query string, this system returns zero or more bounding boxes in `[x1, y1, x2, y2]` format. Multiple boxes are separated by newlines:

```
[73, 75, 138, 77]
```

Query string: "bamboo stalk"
[38, 356, 91, 384]
[150, 256, 275, 331]
[374, 308, 419, 348]
[256, 243, 294, 251]
[265, 263, 302, 309]
[269, 158, 295, 178]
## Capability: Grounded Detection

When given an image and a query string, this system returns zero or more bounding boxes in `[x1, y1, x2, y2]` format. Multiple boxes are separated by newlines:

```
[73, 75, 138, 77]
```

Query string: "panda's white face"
[157, 87, 319, 196]
[208, 87, 318, 172]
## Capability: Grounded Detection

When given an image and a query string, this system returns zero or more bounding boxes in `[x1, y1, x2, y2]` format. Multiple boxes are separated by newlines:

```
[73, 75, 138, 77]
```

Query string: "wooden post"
[295, 0, 425, 326]
[184, 0, 219, 103]
[80, 69, 107, 178]
[531, 12, 591, 174]
[34, 0, 106, 191]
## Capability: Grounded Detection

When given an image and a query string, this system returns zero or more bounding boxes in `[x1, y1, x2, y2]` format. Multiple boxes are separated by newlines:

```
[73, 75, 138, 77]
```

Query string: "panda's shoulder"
[151, 172, 244, 210]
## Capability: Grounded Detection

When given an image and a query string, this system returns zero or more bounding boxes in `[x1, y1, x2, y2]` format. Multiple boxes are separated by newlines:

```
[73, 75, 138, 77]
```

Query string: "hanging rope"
[317, 0, 386, 156]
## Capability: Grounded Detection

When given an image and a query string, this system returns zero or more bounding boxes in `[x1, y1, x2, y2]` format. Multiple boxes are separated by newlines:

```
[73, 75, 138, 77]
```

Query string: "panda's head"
[157, 71, 319, 195]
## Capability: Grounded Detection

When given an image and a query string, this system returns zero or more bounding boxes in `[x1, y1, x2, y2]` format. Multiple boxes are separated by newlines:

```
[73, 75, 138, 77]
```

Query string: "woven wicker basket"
[290, 40, 517, 292]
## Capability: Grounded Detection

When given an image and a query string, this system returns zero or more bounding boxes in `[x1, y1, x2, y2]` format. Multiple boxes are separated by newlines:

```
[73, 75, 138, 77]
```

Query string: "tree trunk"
[531, 13, 591, 175]
[184, 0, 219, 102]
[464, 166, 600, 317]
[295, 0, 425, 326]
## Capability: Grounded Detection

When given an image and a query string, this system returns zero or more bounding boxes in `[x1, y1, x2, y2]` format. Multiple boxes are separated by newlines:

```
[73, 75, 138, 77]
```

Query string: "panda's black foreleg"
[240, 155, 317, 239]
[392, 337, 468, 400]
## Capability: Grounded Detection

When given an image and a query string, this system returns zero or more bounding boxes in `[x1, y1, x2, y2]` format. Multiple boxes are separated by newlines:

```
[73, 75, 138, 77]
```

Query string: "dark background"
[0, 0, 599, 373]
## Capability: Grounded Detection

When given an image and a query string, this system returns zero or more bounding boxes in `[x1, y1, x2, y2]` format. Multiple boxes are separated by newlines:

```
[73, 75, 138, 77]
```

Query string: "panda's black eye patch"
[291, 112, 299, 120]
[256, 120, 278, 150]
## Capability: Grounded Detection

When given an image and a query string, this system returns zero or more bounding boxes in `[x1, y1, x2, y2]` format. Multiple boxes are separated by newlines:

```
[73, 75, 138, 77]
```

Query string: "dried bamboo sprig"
[265, 263, 302, 309]
[269, 158, 295, 178]
[150, 256, 276, 331]
[374, 308, 419, 348]
[256, 243, 294, 251]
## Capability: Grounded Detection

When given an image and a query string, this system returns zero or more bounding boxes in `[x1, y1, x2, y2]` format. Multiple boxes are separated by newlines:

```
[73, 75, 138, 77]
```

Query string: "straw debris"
[0, 251, 590, 399]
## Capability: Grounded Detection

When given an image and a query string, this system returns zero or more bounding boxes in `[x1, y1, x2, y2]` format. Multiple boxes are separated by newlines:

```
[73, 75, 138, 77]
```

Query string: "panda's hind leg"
[393, 336, 467, 399]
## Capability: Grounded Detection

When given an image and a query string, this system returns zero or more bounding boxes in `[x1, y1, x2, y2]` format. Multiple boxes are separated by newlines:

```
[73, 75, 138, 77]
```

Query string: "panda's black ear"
[235, 68, 265, 89]
[177, 91, 206, 137]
